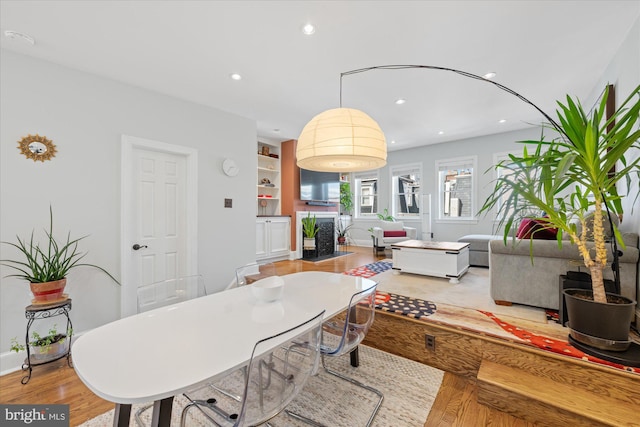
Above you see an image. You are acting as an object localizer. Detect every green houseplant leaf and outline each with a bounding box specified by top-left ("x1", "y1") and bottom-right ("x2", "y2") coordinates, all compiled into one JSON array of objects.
[
  {"x1": 1, "y1": 206, "x2": 120, "y2": 285},
  {"x1": 480, "y1": 84, "x2": 640, "y2": 304},
  {"x1": 301, "y1": 212, "x2": 319, "y2": 238}
]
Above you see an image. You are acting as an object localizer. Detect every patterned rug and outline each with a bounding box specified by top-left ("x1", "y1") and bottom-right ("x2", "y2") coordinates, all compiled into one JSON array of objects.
[
  {"x1": 78, "y1": 345, "x2": 444, "y2": 426},
  {"x1": 345, "y1": 260, "x2": 640, "y2": 375}
]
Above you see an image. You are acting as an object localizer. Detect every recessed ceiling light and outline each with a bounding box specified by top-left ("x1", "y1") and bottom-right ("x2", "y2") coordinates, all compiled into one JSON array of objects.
[
  {"x1": 483, "y1": 72, "x2": 497, "y2": 80},
  {"x1": 395, "y1": 98, "x2": 406, "y2": 105},
  {"x1": 229, "y1": 73, "x2": 242, "y2": 81},
  {"x1": 4, "y1": 30, "x2": 35, "y2": 45},
  {"x1": 438, "y1": 131, "x2": 445, "y2": 135},
  {"x1": 390, "y1": 140, "x2": 396, "y2": 144},
  {"x1": 273, "y1": 128, "x2": 280, "y2": 133},
  {"x1": 302, "y1": 23, "x2": 316, "y2": 35},
  {"x1": 498, "y1": 119, "x2": 507, "y2": 123}
]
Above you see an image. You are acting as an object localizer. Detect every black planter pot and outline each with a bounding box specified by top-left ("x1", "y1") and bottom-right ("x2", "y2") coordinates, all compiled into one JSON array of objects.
[{"x1": 563, "y1": 288, "x2": 636, "y2": 351}]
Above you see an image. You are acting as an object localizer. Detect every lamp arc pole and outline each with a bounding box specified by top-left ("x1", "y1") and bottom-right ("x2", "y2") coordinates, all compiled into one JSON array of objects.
[
  {"x1": 338, "y1": 64, "x2": 568, "y2": 143},
  {"x1": 332, "y1": 64, "x2": 620, "y2": 291}
]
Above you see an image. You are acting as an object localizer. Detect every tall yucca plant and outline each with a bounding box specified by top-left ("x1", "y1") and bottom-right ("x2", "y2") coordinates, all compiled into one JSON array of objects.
[
  {"x1": 1, "y1": 206, "x2": 119, "y2": 284},
  {"x1": 480, "y1": 84, "x2": 640, "y2": 304}
]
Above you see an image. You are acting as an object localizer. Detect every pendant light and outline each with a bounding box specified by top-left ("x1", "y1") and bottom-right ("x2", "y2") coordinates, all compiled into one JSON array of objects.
[{"x1": 296, "y1": 107, "x2": 387, "y2": 172}]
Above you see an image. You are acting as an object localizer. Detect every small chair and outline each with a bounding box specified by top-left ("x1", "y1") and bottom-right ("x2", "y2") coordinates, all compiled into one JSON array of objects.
[
  {"x1": 226, "y1": 262, "x2": 276, "y2": 290},
  {"x1": 137, "y1": 275, "x2": 207, "y2": 313},
  {"x1": 286, "y1": 284, "x2": 383, "y2": 427},
  {"x1": 180, "y1": 310, "x2": 325, "y2": 427},
  {"x1": 371, "y1": 220, "x2": 417, "y2": 248},
  {"x1": 135, "y1": 275, "x2": 207, "y2": 426}
]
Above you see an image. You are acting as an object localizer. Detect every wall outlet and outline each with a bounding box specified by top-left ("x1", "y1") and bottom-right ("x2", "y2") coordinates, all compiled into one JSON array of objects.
[
  {"x1": 224, "y1": 198, "x2": 232, "y2": 208},
  {"x1": 425, "y1": 334, "x2": 436, "y2": 351}
]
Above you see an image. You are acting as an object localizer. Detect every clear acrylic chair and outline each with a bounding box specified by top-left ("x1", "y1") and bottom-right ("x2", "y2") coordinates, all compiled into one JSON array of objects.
[
  {"x1": 135, "y1": 274, "x2": 207, "y2": 425},
  {"x1": 226, "y1": 262, "x2": 277, "y2": 290},
  {"x1": 137, "y1": 274, "x2": 207, "y2": 313},
  {"x1": 180, "y1": 310, "x2": 325, "y2": 427},
  {"x1": 286, "y1": 284, "x2": 383, "y2": 427}
]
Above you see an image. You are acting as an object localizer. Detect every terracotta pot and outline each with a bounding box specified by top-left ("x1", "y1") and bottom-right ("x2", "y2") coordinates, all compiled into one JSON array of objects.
[
  {"x1": 30, "y1": 278, "x2": 67, "y2": 303},
  {"x1": 338, "y1": 236, "x2": 346, "y2": 244}
]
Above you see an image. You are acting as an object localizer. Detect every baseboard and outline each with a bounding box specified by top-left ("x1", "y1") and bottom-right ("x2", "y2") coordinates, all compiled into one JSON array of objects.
[
  {"x1": 353, "y1": 239, "x2": 375, "y2": 247},
  {"x1": 0, "y1": 351, "x2": 26, "y2": 376}
]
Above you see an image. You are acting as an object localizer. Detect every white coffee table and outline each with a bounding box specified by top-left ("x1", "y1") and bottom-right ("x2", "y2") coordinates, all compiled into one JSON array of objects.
[{"x1": 391, "y1": 240, "x2": 470, "y2": 283}]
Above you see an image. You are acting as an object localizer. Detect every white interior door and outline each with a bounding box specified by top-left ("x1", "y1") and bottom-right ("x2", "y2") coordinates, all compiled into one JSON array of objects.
[
  {"x1": 121, "y1": 135, "x2": 198, "y2": 317},
  {"x1": 135, "y1": 149, "x2": 184, "y2": 284}
]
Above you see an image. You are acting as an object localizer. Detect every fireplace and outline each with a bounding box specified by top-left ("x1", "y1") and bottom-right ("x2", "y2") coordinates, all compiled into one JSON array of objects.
[
  {"x1": 296, "y1": 211, "x2": 338, "y2": 259},
  {"x1": 316, "y1": 218, "x2": 335, "y2": 256},
  {"x1": 302, "y1": 218, "x2": 335, "y2": 259}
]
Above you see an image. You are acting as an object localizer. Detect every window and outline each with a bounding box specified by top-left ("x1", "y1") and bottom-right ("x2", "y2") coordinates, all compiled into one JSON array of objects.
[
  {"x1": 436, "y1": 156, "x2": 477, "y2": 221},
  {"x1": 354, "y1": 171, "x2": 379, "y2": 218},
  {"x1": 391, "y1": 164, "x2": 421, "y2": 220}
]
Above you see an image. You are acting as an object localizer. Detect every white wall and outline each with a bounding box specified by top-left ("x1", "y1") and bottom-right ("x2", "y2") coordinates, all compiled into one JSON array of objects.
[{"x1": 0, "y1": 51, "x2": 258, "y2": 368}]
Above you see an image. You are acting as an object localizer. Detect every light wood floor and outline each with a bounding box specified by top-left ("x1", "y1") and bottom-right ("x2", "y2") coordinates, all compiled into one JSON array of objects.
[{"x1": 0, "y1": 246, "x2": 530, "y2": 426}]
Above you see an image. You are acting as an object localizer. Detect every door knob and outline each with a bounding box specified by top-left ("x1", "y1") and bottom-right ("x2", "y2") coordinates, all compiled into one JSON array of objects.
[{"x1": 132, "y1": 244, "x2": 148, "y2": 250}]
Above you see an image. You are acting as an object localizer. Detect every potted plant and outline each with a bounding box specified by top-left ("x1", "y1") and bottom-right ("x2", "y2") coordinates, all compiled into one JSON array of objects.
[
  {"x1": 340, "y1": 181, "x2": 354, "y2": 216},
  {"x1": 336, "y1": 220, "x2": 353, "y2": 245},
  {"x1": 480, "y1": 84, "x2": 640, "y2": 351},
  {"x1": 11, "y1": 324, "x2": 71, "y2": 361},
  {"x1": 377, "y1": 208, "x2": 395, "y2": 222},
  {"x1": 301, "y1": 212, "x2": 318, "y2": 250},
  {"x1": 1, "y1": 206, "x2": 120, "y2": 303}
]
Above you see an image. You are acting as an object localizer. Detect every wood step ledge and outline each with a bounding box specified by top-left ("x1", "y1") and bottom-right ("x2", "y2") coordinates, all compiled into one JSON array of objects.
[{"x1": 477, "y1": 359, "x2": 640, "y2": 427}]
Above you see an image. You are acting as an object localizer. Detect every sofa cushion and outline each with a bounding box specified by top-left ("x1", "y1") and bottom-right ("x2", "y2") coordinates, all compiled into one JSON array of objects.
[
  {"x1": 516, "y1": 218, "x2": 558, "y2": 240},
  {"x1": 380, "y1": 221, "x2": 404, "y2": 231},
  {"x1": 384, "y1": 230, "x2": 407, "y2": 238}
]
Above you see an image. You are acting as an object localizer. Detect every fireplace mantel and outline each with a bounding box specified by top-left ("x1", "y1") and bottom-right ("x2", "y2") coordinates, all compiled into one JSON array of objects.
[{"x1": 295, "y1": 211, "x2": 339, "y2": 259}]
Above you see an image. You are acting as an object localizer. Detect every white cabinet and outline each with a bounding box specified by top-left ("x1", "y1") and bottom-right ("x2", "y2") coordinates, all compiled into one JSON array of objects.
[
  {"x1": 257, "y1": 141, "x2": 281, "y2": 215},
  {"x1": 256, "y1": 216, "x2": 290, "y2": 261}
]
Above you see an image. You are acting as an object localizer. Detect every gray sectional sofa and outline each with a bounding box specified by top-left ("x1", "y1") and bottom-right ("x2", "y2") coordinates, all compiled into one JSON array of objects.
[{"x1": 488, "y1": 233, "x2": 639, "y2": 311}]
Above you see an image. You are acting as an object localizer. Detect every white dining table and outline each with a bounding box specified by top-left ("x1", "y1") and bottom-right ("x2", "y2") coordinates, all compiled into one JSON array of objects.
[{"x1": 72, "y1": 271, "x2": 376, "y2": 427}]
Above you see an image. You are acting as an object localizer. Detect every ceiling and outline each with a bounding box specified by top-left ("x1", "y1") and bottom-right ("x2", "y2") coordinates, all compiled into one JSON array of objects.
[{"x1": 1, "y1": 1, "x2": 639, "y2": 151}]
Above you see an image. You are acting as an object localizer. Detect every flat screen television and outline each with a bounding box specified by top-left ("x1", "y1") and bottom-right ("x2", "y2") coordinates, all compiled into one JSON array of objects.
[{"x1": 300, "y1": 169, "x2": 340, "y2": 203}]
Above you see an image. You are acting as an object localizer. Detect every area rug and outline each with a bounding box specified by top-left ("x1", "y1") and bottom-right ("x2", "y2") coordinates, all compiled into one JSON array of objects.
[
  {"x1": 78, "y1": 345, "x2": 444, "y2": 426},
  {"x1": 346, "y1": 260, "x2": 546, "y2": 324}
]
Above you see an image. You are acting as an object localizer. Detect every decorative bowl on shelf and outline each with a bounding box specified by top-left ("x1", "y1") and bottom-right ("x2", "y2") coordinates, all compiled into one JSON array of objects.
[{"x1": 251, "y1": 276, "x2": 284, "y2": 302}]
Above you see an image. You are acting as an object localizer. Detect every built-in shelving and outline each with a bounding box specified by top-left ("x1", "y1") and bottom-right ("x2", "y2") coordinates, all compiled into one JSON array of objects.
[{"x1": 257, "y1": 142, "x2": 281, "y2": 215}]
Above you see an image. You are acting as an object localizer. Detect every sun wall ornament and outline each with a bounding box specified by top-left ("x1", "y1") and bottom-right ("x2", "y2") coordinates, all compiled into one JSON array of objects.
[{"x1": 18, "y1": 134, "x2": 57, "y2": 162}]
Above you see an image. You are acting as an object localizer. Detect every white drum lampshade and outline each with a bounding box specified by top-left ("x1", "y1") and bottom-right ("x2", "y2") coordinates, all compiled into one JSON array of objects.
[{"x1": 296, "y1": 108, "x2": 387, "y2": 172}]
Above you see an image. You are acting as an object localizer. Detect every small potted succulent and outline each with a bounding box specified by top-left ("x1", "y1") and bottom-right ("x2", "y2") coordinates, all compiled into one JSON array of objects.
[
  {"x1": 301, "y1": 212, "x2": 318, "y2": 250},
  {"x1": 1, "y1": 206, "x2": 120, "y2": 303},
  {"x1": 336, "y1": 220, "x2": 353, "y2": 245}
]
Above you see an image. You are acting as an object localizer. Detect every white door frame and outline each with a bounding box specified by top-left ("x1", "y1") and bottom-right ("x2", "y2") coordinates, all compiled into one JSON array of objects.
[{"x1": 120, "y1": 135, "x2": 198, "y2": 318}]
